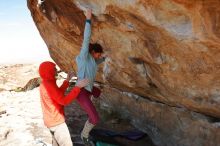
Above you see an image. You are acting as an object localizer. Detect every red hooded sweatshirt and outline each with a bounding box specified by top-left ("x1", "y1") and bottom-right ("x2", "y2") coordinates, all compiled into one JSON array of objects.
[{"x1": 39, "y1": 61, "x2": 80, "y2": 128}]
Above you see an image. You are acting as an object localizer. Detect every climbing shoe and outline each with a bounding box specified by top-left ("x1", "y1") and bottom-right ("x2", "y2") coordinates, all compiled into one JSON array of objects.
[{"x1": 81, "y1": 136, "x2": 95, "y2": 146}]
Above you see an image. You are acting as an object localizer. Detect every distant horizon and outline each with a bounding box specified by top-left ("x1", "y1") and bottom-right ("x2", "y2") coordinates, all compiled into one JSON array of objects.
[
  {"x1": 0, "y1": 0, "x2": 51, "y2": 64},
  {"x1": 0, "y1": 58, "x2": 53, "y2": 65}
]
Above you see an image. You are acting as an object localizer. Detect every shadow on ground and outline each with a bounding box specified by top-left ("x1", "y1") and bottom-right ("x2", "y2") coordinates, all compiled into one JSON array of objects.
[{"x1": 65, "y1": 101, "x2": 155, "y2": 146}]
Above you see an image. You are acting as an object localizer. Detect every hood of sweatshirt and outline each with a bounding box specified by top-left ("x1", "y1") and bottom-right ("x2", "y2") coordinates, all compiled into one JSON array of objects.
[{"x1": 39, "y1": 61, "x2": 56, "y2": 81}]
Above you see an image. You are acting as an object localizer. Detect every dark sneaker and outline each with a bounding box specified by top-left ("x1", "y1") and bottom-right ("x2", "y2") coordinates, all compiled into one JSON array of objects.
[{"x1": 81, "y1": 136, "x2": 95, "y2": 146}]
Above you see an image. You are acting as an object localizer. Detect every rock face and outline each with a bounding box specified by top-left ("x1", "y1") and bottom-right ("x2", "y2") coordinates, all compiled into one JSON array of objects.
[{"x1": 28, "y1": 0, "x2": 220, "y2": 145}]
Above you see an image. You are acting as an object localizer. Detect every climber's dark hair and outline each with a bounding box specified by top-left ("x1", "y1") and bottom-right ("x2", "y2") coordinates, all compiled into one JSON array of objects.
[{"x1": 89, "y1": 43, "x2": 103, "y2": 53}]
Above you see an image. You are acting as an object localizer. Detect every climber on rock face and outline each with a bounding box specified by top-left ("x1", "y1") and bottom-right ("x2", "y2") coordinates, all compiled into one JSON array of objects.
[
  {"x1": 75, "y1": 8, "x2": 106, "y2": 145},
  {"x1": 39, "y1": 61, "x2": 89, "y2": 146}
]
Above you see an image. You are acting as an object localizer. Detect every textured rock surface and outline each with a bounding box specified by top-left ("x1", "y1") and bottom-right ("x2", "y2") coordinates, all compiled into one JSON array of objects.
[
  {"x1": 28, "y1": 0, "x2": 220, "y2": 145},
  {"x1": 98, "y1": 86, "x2": 220, "y2": 146}
]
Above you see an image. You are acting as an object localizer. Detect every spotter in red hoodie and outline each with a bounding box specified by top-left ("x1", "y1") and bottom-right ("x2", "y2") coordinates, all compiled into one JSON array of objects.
[{"x1": 39, "y1": 61, "x2": 80, "y2": 128}]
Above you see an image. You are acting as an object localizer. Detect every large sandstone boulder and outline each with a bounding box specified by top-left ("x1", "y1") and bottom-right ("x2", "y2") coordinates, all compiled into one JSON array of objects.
[{"x1": 28, "y1": 0, "x2": 220, "y2": 145}]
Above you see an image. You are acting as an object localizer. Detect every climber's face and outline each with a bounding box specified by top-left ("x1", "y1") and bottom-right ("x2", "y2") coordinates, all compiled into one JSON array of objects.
[{"x1": 91, "y1": 51, "x2": 102, "y2": 59}]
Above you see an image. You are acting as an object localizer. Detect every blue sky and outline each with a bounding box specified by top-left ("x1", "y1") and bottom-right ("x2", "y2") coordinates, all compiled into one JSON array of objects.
[{"x1": 0, "y1": 0, "x2": 50, "y2": 64}]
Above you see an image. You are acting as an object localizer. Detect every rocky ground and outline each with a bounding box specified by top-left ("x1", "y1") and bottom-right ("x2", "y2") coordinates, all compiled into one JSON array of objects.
[
  {"x1": 0, "y1": 64, "x2": 51, "y2": 146},
  {"x1": 0, "y1": 64, "x2": 154, "y2": 146}
]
